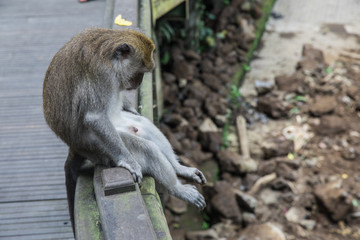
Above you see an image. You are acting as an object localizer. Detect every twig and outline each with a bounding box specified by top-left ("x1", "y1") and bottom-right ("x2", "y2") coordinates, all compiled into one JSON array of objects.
[
  {"x1": 236, "y1": 115, "x2": 250, "y2": 158},
  {"x1": 248, "y1": 173, "x2": 277, "y2": 195}
]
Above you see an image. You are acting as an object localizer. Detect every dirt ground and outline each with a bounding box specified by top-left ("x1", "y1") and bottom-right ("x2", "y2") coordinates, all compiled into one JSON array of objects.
[{"x1": 158, "y1": 0, "x2": 360, "y2": 239}]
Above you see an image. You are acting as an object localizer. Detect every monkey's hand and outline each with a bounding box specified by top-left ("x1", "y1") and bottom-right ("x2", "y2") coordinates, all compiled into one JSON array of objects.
[{"x1": 116, "y1": 160, "x2": 143, "y2": 185}]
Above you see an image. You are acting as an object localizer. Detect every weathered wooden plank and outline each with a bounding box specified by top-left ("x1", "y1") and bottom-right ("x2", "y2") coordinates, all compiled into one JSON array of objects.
[
  {"x1": 75, "y1": 173, "x2": 103, "y2": 240},
  {"x1": 93, "y1": 166, "x2": 157, "y2": 240}
]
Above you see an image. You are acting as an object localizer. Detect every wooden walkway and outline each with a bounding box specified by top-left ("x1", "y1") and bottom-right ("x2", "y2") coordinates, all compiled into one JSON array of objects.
[{"x1": 0, "y1": 0, "x2": 107, "y2": 239}]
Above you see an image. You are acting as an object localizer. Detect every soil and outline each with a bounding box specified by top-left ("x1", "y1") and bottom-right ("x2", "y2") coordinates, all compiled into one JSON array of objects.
[{"x1": 158, "y1": 0, "x2": 360, "y2": 239}]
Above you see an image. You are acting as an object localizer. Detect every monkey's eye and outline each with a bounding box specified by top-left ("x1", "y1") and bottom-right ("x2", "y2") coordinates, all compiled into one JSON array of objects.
[{"x1": 114, "y1": 43, "x2": 133, "y2": 60}]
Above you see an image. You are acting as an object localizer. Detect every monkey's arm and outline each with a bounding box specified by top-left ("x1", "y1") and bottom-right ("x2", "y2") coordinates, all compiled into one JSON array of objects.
[{"x1": 84, "y1": 112, "x2": 142, "y2": 183}]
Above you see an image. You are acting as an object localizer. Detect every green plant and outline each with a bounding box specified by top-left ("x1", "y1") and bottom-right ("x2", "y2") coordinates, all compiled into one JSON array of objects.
[{"x1": 157, "y1": 21, "x2": 175, "y2": 44}]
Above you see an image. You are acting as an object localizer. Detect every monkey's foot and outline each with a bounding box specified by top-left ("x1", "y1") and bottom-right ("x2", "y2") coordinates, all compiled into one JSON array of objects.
[
  {"x1": 174, "y1": 184, "x2": 206, "y2": 209},
  {"x1": 178, "y1": 167, "x2": 207, "y2": 185}
]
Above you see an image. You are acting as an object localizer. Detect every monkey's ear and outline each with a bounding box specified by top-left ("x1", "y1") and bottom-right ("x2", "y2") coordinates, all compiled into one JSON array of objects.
[{"x1": 114, "y1": 43, "x2": 134, "y2": 60}]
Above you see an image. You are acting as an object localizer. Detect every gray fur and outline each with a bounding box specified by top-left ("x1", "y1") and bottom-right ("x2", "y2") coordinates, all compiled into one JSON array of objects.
[{"x1": 43, "y1": 28, "x2": 206, "y2": 232}]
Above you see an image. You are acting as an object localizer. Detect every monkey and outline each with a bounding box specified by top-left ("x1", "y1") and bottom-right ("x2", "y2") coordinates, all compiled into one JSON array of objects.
[{"x1": 43, "y1": 28, "x2": 206, "y2": 231}]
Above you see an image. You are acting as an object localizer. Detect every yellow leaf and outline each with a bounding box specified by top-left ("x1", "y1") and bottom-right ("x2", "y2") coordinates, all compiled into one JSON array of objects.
[
  {"x1": 342, "y1": 173, "x2": 348, "y2": 179},
  {"x1": 114, "y1": 15, "x2": 132, "y2": 26},
  {"x1": 287, "y1": 153, "x2": 295, "y2": 160}
]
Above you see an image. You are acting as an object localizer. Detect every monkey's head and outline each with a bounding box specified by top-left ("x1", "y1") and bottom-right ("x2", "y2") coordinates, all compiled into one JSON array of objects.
[{"x1": 97, "y1": 29, "x2": 156, "y2": 90}]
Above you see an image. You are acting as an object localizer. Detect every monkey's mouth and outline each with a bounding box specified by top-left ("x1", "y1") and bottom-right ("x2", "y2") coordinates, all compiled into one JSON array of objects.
[{"x1": 126, "y1": 72, "x2": 144, "y2": 90}]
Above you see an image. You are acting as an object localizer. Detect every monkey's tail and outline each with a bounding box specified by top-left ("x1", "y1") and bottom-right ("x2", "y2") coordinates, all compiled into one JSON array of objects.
[{"x1": 64, "y1": 150, "x2": 86, "y2": 235}]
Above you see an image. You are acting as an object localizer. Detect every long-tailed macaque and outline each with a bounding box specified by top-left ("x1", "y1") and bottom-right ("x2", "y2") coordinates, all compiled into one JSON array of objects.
[{"x1": 43, "y1": 28, "x2": 206, "y2": 230}]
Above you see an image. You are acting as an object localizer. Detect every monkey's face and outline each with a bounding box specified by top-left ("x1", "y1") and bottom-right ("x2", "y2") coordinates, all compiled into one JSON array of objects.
[{"x1": 112, "y1": 43, "x2": 155, "y2": 90}]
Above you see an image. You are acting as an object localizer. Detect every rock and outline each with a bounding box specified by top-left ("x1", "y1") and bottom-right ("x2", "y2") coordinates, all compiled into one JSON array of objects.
[
  {"x1": 314, "y1": 181, "x2": 353, "y2": 221},
  {"x1": 217, "y1": 150, "x2": 242, "y2": 173},
  {"x1": 185, "y1": 229, "x2": 219, "y2": 240},
  {"x1": 183, "y1": 50, "x2": 201, "y2": 61},
  {"x1": 234, "y1": 189, "x2": 258, "y2": 212},
  {"x1": 302, "y1": 44, "x2": 324, "y2": 64},
  {"x1": 204, "y1": 94, "x2": 227, "y2": 118},
  {"x1": 160, "y1": 124, "x2": 182, "y2": 153},
  {"x1": 285, "y1": 207, "x2": 308, "y2": 223},
  {"x1": 199, "y1": 118, "x2": 219, "y2": 132},
  {"x1": 242, "y1": 212, "x2": 257, "y2": 225},
  {"x1": 299, "y1": 219, "x2": 316, "y2": 230},
  {"x1": 309, "y1": 95, "x2": 337, "y2": 116},
  {"x1": 201, "y1": 59, "x2": 214, "y2": 74},
  {"x1": 166, "y1": 195, "x2": 187, "y2": 214},
  {"x1": 187, "y1": 80, "x2": 210, "y2": 101},
  {"x1": 183, "y1": 99, "x2": 201, "y2": 109},
  {"x1": 255, "y1": 80, "x2": 274, "y2": 95},
  {"x1": 341, "y1": 147, "x2": 357, "y2": 160},
  {"x1": 258, "y1": 160, "x2": 277, "y2": 176},
  {"x1": 201, "y1": 73, "x2": 222, "y2": 92},
  {"x1": 214, "y1": 114, "x2": 227, "y2": 127},
  {"x1": 212, "y1": 220, "x2": 239, "y2": 239},
  {"x1": 271, "y1": 177, "x2": 291, "y2": 191},
  {"x1": 238, "y1": 222, "x2": 286, "y2": 240},
  {"x1": 275, "y1": 72, "x2": 307, "y2": 94},
  {"x1": 297, "y1": 44, "x2": 325, "y2": 75},
  {"x1": 259, "y1": 188, "x2": 281, "y2": 205},
  {"x1": 276, "y1": 163, "x2": 296, "y2": 181},
  {"x1": 316, "y1": 115, "x2": 347, "y2": 135},
  {"x1": 163, "y1": 84, "x2": 178, "y2": 105},
  {"x1": 211, "y1": 181, "x2": 242, "y2": 223},
  {"x1": 173, "y1": 59, "x2": 196, "y2": 80},
  {"x1": 257, "y1": 91, "x2": 289, "y2": 119},
  {"x1": 199, "y1": 132, "x2": 222, "y2": 153},
  {"x1": 261, "y1": 138, "x2": 294, "y2": 159},
  {"x1": 162, "y1": 72, "x2": 177, "y2": 84},
  {"x1": 162, "y1": 113, "x2": 184, "y2": 128}
]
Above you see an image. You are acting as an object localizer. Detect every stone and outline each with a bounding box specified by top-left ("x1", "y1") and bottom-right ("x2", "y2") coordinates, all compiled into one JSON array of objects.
[
  {"x1": 201, "y1": 59, "x2": 214, "y2": 74},
  {"x1": 166, "y1": 195, "x2": 187, "y2": 214},
  {"x1": 162, "y1": 72, "x2": 176, "y2": 84},
  {"x1": 285, "y1": 207, "x2": 308, "y2": 223},
  {"x1": 309, "y1": 95, "x2": 337, "y2": 116},
  {"x1": 173, "y1": 59, "x2": 196, "y2": 80},
  {"x1": 316, "y1": 115, "x2": 347, "y2": 135},
  {"x1": 184, "y1": 99, "x2": 202, "y2": 108},
  {"x1": 259, "y1": 188, "x2": 281, "y2": 205},
  {"x1": 261, "y1": 138, "x2": 294, "y2": 159},
  {"x1": 314, "y1": 181, "x2": 353, "y2": 221},
  {"x1": 255, "y1": 80, "x2": 274, "y2": 95},
  {"x1": 275, "y1": 72, "x2": 307, "y2": 94},
  {"x1": 299, "y1": 219, "x2": 316, "y2": 230},
  {"x1": 212, "y1": 220, "x2": 239, "y2": 239},
  {"x1": 199, "y1": 132, "x2": 222, "y2": 153},
  {"x1": 183, "y1": 50, "x2": 201, "y2": 61},
  {"x1": 257, "y1": 91, "x2": 289, "y2": 119},
  {"x1": 187, "y1": 80, "x2": 210, "y2": 101},
  {"x1": 199, "y1": 118, "x2": 219, "y2": 132},
  {"x1": 242, "y1": 212, "x2": 257, "y2": 225},
  {"x1": 258, "y1": 160, "x2": 277, "y2": 176},
  {"x1": 216, "y1": 150, "x2": 242, "y2": 173},
  {"x1": 234, "y1": 189, "x2": 258, "y2": 212},
  {"x1": 211, "y1": 181, "x2": 242, "y2": 223},
  {"x1": 185, "y1": 229, "x2": 219, "y2": 240},
  {"x1": 162, "y1": 113, "x2": 184, "y2": 128},
  {"x1": 238, "y1": 222, "x2": 286, "y2": 240}
]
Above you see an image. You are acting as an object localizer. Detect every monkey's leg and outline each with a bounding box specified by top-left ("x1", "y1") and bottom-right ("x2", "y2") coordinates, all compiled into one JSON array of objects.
[
  {"x1": 128, "y1": 114, "x2": 207, "y2": 185},
  {"x1": 119, "y1": 133, "x2": 206, "y2": 209},
  {"x1": 147, "y1": 152, "x2": 206, "y2": 209},
  {"x1": 64, "y1": 150, "x2": 86, "y2": 234}
]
